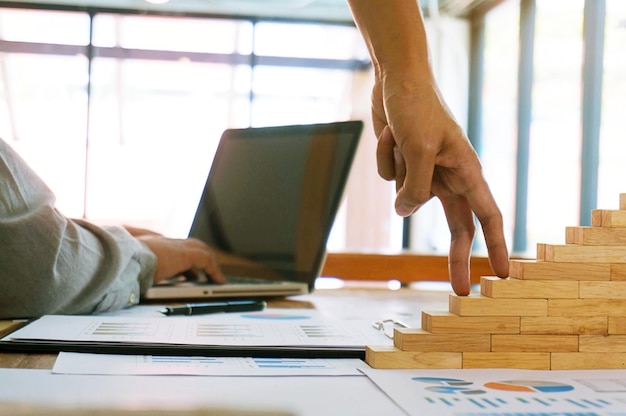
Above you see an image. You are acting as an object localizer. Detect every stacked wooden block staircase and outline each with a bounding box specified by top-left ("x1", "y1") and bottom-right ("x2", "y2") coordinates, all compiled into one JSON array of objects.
[{"x1": 366, "y1": 194, "x2": 626, "y2": 370}]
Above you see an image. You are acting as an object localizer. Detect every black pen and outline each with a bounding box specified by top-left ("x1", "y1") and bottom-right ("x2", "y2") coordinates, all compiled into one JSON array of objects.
[{"x1": 159, "y1": 300, "x2": 266, "y2": 316}]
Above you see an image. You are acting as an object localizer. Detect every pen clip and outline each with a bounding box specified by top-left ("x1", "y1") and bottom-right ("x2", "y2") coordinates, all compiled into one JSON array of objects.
[{"x1": 372, "y1": 319, "x2": 410, "y2": 339}]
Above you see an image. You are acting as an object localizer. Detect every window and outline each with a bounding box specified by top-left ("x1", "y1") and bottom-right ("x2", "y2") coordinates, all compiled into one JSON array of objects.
[
  {"x1": 0, "y1": 4, "x2": 503, "y2": 257},
  {"x1": 527, "y1": 0, "x2": 584, "y2": 248},
  {"x1": 480, "y1": 0, "x2": 622, "y2": 257},
  {"x1": 87, "y1": 14, "x2": 255, "y2": 234},
  {"x1": 253, "y1": 22, "x2": 362, "y2": 59},
  {"x1": 0, "y1": 5, "x2": 407, "y2": 252},
  {"x1": 598, "y1": 0, "x2": 626, "y2": 208},
  {"x1": 0, "y1": 8, "x2": 90, "y2": 218},
  {"x1": 478, "y1": 0, "x2": 520, "y2": 253}
]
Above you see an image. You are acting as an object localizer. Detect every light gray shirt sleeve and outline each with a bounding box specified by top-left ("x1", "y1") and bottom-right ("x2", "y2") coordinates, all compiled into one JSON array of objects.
[{"x1": 0, "y1": 138, "x2": 157, "y2": 319}]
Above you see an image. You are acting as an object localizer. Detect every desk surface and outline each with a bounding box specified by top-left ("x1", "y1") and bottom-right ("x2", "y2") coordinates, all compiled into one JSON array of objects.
[
  {"x1": 0, "y1": 285, "x2": 451, "y2": 416},
  {"x1": 0, "y1": 284, "x2": 450, "y2": 370},
  {"x1": 4, "y1": 286, "x2": 626, "y2": 416}
]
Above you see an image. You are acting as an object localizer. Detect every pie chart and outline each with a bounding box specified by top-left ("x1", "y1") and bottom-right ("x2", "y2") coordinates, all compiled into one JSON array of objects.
[
  {"x1": 412, "y1": 377, "x2": 487, "y2": 395},
  {"x1": 484, "y1": 380, "x2": 574, "y2": 393}
]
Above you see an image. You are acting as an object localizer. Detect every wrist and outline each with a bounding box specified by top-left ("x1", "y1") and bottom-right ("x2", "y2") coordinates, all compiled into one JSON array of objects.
[{"x1": 377, "y1": 65, "x2": 437, "y2": 99}]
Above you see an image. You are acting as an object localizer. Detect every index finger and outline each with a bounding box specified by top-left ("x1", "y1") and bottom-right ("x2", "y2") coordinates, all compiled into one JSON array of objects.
[{"x1": 465, "y1": 181, "x2": 509, "y2": 278}]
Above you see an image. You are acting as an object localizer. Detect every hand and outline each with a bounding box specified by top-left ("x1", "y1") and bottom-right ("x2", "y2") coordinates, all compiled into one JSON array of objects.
[
  {"x1": 123, "y1": 225, "x2": 163, "y2": 237},
  {"x1": 373, "y1": 72, "x2": 509, "y2": 295},
  {"x1": 137, "y1": 236, "x2": 225, "y2": 285}
]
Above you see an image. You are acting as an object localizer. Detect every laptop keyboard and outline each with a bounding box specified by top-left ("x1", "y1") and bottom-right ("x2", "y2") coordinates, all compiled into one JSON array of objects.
[
  {"x1": 221, "y1": 275, "x2": 283, "y2": 285},
  {"x1": 172, "y1": 271, "x2": 284, "y2": 285}
]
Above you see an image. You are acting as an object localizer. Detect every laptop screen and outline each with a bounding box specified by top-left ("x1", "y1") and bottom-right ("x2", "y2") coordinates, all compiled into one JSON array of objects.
[{"x1": 189, "y1": 121, "x2": 363, "y2": 286}]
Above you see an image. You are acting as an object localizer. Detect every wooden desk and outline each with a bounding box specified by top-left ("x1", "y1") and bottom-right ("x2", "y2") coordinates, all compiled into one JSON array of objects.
[{"x1": 0, "y1": 284, "x2": 450, "y2": 370}]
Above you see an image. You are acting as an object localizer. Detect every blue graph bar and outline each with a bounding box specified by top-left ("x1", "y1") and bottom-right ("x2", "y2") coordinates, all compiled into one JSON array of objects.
[
  {"x1": 150, "y1": 356, "x2": 224, "y2": 364},
  {"x1": 439, "y1": 398, "x2": 453, "y2": 407},
  {"x1": 251, "y1": 358, "x2": 330, "y2": 369},
  {"x1": 482, "y1": 398, "x2": 500, "y2": 408},
  {"x1": 532, "y1": 397, "x2": 551, "y2": 406},
  {"x1": 256, "y1": 365, "x2": 326, "y2": 368},
  {"x1": 453, "y1": 413, "x2": 604, "y2": 416},
  {"x1": 468, "y1": 398, "x2": 487, "y2": 409},
  {"x1": 581, "y1": 399, "x2": 604, "y2": 408},
  {"x1": 567, "y1": 398, "x2": 590, "y2": 409}
]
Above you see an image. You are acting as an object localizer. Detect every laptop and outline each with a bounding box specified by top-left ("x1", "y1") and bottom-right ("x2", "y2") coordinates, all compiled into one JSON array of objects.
[{"x1": 143, "y1": 120, "x2": 363, "y2": 300}]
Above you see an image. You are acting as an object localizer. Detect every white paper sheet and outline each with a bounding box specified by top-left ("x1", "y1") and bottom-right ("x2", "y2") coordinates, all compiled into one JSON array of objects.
[
  {"x1": 361, "y1": 367, "x2": 626, "y2": 416},
  {"x1": 4, "y1": 308, "x2": 391, "y2": 349},
  {"x1": 0, "y1": 369, "x2": 407, "y2": 416},
  {"x1": 53, "y1": 352, "x2": 369, "y2": 376}
]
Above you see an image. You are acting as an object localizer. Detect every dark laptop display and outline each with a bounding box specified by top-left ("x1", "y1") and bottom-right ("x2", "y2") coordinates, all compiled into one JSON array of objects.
[{"x1": 144, "y1": 120, "x2": 363, "y2": 300}]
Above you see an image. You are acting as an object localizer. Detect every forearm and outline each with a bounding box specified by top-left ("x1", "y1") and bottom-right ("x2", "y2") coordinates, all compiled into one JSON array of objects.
[
  {"x1": 0, "y1": 212, "x2": 156, "y2": 318},
  {"x1": 347, "y1": 0, "x2": 432, "y2": 77}
]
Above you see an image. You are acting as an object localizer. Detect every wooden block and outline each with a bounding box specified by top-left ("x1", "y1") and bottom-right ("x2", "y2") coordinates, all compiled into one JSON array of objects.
[
  {"x1": 551, "y1": 352, "x2": 626, "y2": 369},
  {"x1": 543, "y1": 244, "x2": 626, "y2": 263},
  {"x1": 365, "y1": 345, "x2": 462, "y2": 369},
  {"x1": 611, "y1": 264, "x2": 626, "y2": 280},
  {"x1": 462, "y1": 352, "x2": 550, "y2": 370},
  {"x1": 394, "y1": 328, "x2": 491, "y2": 352},
  {"x1": 609, "y1": 317, "x2": 626, "y2": 334},
  {"x1": 536, "y1": 243, "x2": 547, "y2": 260},
  {"x1": 592, "y1": 209, "x2": 626, "y2": 227},
  {"x1": 579, "y1": 281, "x2": 626, "y2": 298},
  {"x1": 605, "y1": 209, "x2": 626, "y2": 227},
  {"x1": 521, "y1": 316, "x2": 607, "y2": 335},
  {"x1": 621, "y1": 193, "x2": 626, "y2": 210},
  {"x1": 509, "y1": 259, "x2": 610, "y2": 281},
  {"x1": 566, "y1": 226, "x2": 626, "y2": 245},
  {"x1": 491, "y1": 335, "x2": 578, "y2": 352},
  {"x1": 549, "y1": 299, "x2": 626, "y2": 317},
  {"x1": 481, "y1": 276, "x2": 578, "y2": 299},
  {"x1": 579, "y1": 335, "x2": 626, "y2": 352},
  {"x1": 449, "y1": 294, "x2": 547, "y2": 316},
  {"x1": 591, "y1": 209, "x2": 603, "y2": 227},
  {"x1": 422, "y1": 311, "x2": 520, "y2": 334}
]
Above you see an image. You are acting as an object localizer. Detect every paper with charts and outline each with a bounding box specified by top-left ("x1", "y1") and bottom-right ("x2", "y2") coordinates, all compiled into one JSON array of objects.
[
  {"x1": 361, "y1": 367, "x2": 626, "y2": 416},
  {"x1": 52, "y1": 352, "x2": 368, "y2": 376},
  {"x1": 2, "y1": 308, "x2": 391, "y2": 350}
]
